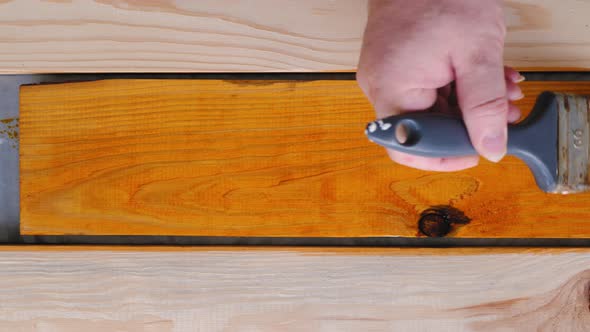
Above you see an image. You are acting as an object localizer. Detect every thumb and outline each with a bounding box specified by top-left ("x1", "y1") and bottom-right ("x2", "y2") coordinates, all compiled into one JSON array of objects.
[{"x1": 454, "y1": 50, "x2": 508, "y2": 163}]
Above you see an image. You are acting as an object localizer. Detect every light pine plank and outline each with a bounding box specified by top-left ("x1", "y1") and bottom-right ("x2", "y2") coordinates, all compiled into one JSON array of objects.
[
  {"x1": 18, "y1": 79, "x2": 590, "y2": 238},
  {"x1": 0, "y1": 247, "x2": 589, "y2": 331},
  {"x1": 0, "y1": 0, "x2": 590, "y2": 72}
]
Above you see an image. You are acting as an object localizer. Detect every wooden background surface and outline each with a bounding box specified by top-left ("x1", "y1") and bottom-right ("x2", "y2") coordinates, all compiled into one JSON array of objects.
[
  {"x1": 5, "y1": 1, "x2": 590, "y2": 331},
  {"x1": 19, "y1": 79, "x2": 590, "y2": 238},
  {"x1": 0, "y1": 246, "x2": 588, "y2": 331},
  {"x1": 1, "y1": 0, "x2": 590, "y2": 72}
]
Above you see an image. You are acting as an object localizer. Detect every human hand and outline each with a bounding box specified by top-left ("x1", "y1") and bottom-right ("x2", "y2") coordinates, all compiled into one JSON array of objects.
[{"x1": 356, "y1": 0, "x2": 524, "y2": 171}]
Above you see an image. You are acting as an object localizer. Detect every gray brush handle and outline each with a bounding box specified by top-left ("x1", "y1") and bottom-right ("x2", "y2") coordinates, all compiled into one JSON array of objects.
[
  {"x1": 365, "y1": 112, "x2": 479, "y2": 157},
  {"x1": 364, "y1": 91, "x2": 559, "y2": 193}
]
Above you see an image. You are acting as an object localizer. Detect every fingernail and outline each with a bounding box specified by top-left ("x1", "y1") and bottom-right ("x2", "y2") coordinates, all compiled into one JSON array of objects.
[
  {"x1": 511, "y1": 90, "x2": 525, "y2": 101},
  {"x1": 508, "y1": 85, "x2": 525, "y2": 101},
  {"x1": 508, "y1": 109, "x2": 522, "y2": 123},
  {"x1": 482, "y1": 130, "x2": 507, "y2": 163},
  {"x1": 514, "y1": 74, "x2": 526, "y2": 83}
]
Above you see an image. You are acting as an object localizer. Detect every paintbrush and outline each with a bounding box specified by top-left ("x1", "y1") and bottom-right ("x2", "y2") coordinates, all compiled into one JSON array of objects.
[{"x1": 365, "y1": 91, "x2": 589, "y2": 194}]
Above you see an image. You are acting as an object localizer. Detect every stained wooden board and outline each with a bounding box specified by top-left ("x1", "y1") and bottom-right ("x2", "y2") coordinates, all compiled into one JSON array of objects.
[
  {"x1": 0, "y1": 246, "x2": 589, "y2": 331},
  {"x1": 19, "y1": 79, "x2": 590, "y2": 238},
  {"x1": 1, "y1": 0, "x2": 590, "y2": 72}
]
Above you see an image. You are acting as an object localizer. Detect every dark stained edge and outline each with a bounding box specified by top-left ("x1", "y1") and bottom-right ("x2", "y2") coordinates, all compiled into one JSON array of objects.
[{"x1": 18, "y1": 235, "x2": 590, "y2": 247}]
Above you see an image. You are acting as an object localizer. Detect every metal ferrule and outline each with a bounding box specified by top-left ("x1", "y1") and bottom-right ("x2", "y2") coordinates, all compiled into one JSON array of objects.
[{"x1": 554, "y1": 93, "x2": 590, "y2": 194}]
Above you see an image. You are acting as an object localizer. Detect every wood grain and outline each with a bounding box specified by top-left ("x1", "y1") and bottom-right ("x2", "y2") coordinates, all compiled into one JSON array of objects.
[
  {"x1": 0, "y1": 247, "x2": 589, "y2": 331},
  {"x1": 19, "y1": 79, "x2": 590, "y2": 238},
  {"x1": 20, "y1": 80, "x2": 590, "y2": 238},
  {"x1": 1, "y1": 0, "x2": 590, "y2": 72}
]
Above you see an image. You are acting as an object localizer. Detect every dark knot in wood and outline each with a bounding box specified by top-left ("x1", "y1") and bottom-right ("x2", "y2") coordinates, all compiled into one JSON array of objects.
[{"x1": 418, "y1": 205, "x2": 471, "y2": 237}]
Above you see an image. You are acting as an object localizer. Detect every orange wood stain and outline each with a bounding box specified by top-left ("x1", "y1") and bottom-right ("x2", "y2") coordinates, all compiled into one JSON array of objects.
[{"x1": 19, "y1": 80, "x2": 590, "y2": 238}]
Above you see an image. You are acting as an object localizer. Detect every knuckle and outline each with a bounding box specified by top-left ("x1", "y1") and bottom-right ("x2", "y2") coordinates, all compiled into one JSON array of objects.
[
  {"x1": 461, "y1": 31, "x2": 504, "y2": 68},
  {"x1": 387, "y1": 150, "x2": 442, "y2": 172},
  {"x1": 356, "y1": 66, "x2": 384, "y2": 104},
  {"x1": 355, "y1": 67, "x2": 370, "y2": 92},
  {"x1": 388, "y1": 149, "x2": 412, "y2": 164},
  {"x1": 497, "y1": 20, "x2": 507, "y2": 38},
  {"x1": 466, "y1": 46, "x2": 502, "y2": 68},
  {"x1": 467, "y1": 96, "x2": 508, "y2": 119}
]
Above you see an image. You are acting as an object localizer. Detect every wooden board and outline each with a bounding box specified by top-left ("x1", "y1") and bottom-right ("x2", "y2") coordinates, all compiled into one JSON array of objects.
[
  {"x1": 0, "y1": 246, "x2": 589, "y2": 331},
  {"x1": 1, "y1": 0, "x2": 590, "y2": 72},
  {"x1": 19, "y1": 79, "x2": 590, "y2": 238}
]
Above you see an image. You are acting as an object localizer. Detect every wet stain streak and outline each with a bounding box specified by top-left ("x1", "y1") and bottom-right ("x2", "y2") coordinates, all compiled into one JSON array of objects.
[
  {"x1": 0, "y1": 117, "x2": 19, "y2": 149},
  {"x1": 418, "y1": 205, "x2": 471, "y2": 237}
]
